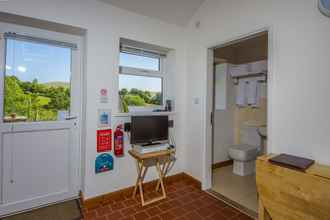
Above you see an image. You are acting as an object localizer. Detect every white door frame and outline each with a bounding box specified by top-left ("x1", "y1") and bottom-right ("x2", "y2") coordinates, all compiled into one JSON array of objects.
[
  {"x1": 203, "y1": 26, "x2": 274, "y2": 190},
  {"x1": 0, "y1": 22, "x2": 84, "y2": 216}
]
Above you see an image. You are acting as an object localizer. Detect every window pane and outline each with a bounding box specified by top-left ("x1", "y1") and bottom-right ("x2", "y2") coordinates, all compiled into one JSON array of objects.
[
  {"x1": 119, "y1": 52, "x2": 159, "y2": 71},
  {"x1": 119, "y1": 74, "x2": 162, "y2": 112},
  {"x1": 4, "y1": 39, "x2": 71, "y2": 122}
]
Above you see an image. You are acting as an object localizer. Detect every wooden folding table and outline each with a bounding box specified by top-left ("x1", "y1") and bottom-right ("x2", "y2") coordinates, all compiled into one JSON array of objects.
[{"x1": 128, "y1": 149, "x2": 173, "y2": 206}]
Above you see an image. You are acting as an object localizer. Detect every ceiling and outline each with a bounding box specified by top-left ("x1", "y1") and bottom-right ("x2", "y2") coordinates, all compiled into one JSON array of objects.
[
  {"x1": 214, "y1": 32, "x2": 268, "y2": 65},
  {"x1": 99, "y1": 0, "x2": 205, "y2": 26}
]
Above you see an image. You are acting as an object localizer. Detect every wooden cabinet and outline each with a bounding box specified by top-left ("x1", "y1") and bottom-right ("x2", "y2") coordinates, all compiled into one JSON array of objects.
[{"x1": 256, "y1": 155, "x2": 330, "y2": 220}]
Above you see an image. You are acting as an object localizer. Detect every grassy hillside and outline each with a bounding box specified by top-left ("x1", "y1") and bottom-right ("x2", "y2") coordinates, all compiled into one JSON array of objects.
[
  {"x1": 4, "y1": 76, "x2": 70, "y2": 121},
  {"x1": 43, "y1": 81, "x2": 70, "y2": 88},
  {"x1": 37, "y1": 96, "x2": 51, "y2": 106}
]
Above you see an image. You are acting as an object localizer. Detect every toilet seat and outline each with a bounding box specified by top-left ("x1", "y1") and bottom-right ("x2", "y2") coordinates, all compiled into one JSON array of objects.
[{"x1": 228, "y1": 144, "x2": 259, "y2": 161}]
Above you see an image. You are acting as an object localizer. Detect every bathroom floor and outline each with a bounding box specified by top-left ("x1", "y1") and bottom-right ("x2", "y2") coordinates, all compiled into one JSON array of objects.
[{"x1": 212, "y1": 165, "x2": 258, "y2": 213}]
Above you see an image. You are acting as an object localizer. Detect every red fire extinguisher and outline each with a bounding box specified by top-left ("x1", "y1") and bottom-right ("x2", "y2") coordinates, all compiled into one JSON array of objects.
[{"x1": 114, "y1": 124, "x2": 124, "y2": 157}]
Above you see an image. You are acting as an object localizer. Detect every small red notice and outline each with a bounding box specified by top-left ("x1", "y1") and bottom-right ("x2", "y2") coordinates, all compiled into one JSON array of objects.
[{"x1": 97, "y1": 129, "x2": 112, "y2": 152}]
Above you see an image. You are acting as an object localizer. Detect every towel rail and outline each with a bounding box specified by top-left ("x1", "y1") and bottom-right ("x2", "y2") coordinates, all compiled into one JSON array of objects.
[{"x1": 232, "y1": 72, "x2": 267, "y2": 85}]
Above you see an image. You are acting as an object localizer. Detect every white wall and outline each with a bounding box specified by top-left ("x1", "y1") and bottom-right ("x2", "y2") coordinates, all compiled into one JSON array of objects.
[
  {"x1": 185, "y1": 0, "x2": 330, "y2": 184},
  {"x1": 213, "y1": 64, "x2": 235, "y2": 163},
  {"x1": 0, "y1": 0, "x2": 187, "y2": 199}
]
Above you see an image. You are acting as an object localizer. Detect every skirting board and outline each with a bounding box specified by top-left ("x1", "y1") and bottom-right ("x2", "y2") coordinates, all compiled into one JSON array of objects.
[
  {"x1": 81, "y1": 172, "x2": 201, "y2": 210},
  {"x1": 212, "y1": 160, "x2": 233, "y2": 169}
]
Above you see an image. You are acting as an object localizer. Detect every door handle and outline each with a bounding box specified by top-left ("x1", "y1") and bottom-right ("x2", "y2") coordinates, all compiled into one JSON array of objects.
[
  {"x1": 65, "y1": 116, "x2": 78, "y2": 126},
  {"x1": 210, "y1": 112, "x2": 214, "y2": 126},
  {"x1": 65, "y1": 116, "x2": 78, "y2": 120}
]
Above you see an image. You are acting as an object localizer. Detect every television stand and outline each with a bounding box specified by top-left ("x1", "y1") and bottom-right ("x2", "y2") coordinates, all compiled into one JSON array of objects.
[{"x1": 128, "y1": 149, "x2": 175, "y2": 206}]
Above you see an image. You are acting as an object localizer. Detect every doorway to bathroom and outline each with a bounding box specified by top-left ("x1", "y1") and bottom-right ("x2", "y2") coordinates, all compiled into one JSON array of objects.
[{"x1": 209, "y1": 31, "x2": 269, "y2": 217}]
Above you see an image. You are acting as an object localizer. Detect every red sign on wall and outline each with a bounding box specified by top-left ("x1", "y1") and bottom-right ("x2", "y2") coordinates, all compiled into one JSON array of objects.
[{"x1": 97, "y1": 129, "x2": 112, "y2": 152}]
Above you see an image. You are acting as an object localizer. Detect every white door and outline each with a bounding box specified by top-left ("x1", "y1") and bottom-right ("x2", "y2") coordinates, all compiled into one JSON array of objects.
[{"x1": 0, "y1": 24, "x2": 82, "y2": 216}]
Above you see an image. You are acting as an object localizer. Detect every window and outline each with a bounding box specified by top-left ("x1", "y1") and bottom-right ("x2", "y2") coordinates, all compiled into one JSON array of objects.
[
  {"x1": 3, "y1": 36, "x2": 73, "y2": 122},
  {"x1": 119, "y1": 41, "x2": 166, "y2": 113},
  {"x1": 119, "y1": 52, "x2": 160, "y2": 71}
]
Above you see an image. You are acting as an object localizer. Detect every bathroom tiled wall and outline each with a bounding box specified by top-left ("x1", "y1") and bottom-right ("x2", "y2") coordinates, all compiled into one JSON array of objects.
[{"x1": 234, "y1": 97, "x2": 267, "y2": 146}]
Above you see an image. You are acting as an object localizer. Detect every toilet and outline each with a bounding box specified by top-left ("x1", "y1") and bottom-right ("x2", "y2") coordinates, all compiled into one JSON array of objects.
[{"x1": 228, "y1": 125, "x2": 262, "y2": 176}]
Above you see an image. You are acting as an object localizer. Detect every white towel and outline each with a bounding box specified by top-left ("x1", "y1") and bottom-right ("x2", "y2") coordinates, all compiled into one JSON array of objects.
[
  {"x1": 229, "y1": 60, "x2": 267, "y2": 77},
  {"x1": 246, "y1": 79, "x2": 261, "y2": 107},
  {"x1": 236, "y1": 79, "x2": 247, "y2": 107}
]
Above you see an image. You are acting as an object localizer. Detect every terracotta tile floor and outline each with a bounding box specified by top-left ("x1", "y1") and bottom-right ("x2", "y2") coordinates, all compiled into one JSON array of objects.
[{"x1": 83, "y1": 179, "x2": 254, "y2": 220}]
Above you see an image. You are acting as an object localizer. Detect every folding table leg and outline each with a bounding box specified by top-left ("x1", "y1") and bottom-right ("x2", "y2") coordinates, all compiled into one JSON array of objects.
[
  {"x1": 138, "y1": 168, "x2": 146, "y2": 206},
  {"x1": 156, "y1": 159, "x2": 171, "y2": 192},
  {"x1": 141, "y1": 166, "x2": 148, "y2": 182},
  {"x1": 132, "y1": 160, "x2": 144, "y2": 198},
  {"x1": 155, "y1": 159, "x2": 166, "y2": 199},
  {"x1": 140, "y1": 159, "x2": 167, "y2": 206}
]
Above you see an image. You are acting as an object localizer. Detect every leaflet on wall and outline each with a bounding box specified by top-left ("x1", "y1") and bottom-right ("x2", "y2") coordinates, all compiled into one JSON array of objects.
[
  {"x1": 100, "y1": 88, "x2": 109, "y2": 103},
  {"x1": 97, "y1": 129, "x2": 112, "y2": 152},
  {"x1": 98, "y1": 109, "x2": 111, "y2": 128},
  {"x1": 95, "y1": 153, "x2": 113, "y2": 174}
]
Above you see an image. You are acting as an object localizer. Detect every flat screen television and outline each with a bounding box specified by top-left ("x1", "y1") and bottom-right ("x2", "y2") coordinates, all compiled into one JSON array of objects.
[{"x1": 130, "y1": 115, "x2": 168, "y2": 145}]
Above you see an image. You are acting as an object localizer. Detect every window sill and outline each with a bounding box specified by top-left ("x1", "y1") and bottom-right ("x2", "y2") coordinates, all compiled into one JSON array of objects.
[{"x1": 113, "y1": 111, "x2": 176, "y2": 117}]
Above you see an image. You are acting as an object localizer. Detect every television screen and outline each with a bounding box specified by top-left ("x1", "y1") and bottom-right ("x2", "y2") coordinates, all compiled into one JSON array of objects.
[{"x1": 130, "y1": 116, "x2": 168, "y2": 144}]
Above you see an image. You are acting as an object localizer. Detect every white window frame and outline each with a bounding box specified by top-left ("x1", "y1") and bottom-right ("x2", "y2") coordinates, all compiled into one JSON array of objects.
[
  {"x1": 119, "y1": 48, "x2": 167, "y2": 111},
  {"x1": 0, "y1": 34, "x2": 5, "y2": 122},
  {"x1": 0, "y1": 22, "x2": 84, "y2": 124}
]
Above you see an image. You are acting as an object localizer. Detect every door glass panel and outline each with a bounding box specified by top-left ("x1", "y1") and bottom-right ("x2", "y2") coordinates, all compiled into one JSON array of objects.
[{"x1": 4, "y1": 39, "x2": 71, "y2": 122}]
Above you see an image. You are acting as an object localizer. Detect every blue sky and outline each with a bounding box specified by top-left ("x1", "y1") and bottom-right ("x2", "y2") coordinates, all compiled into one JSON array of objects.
[
  {"x1": 5, "y1": 39, "x2": 71, "y2": 83},
  {"x1": 5, "y1": 39, "x2": 162, "y2": 92}
]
